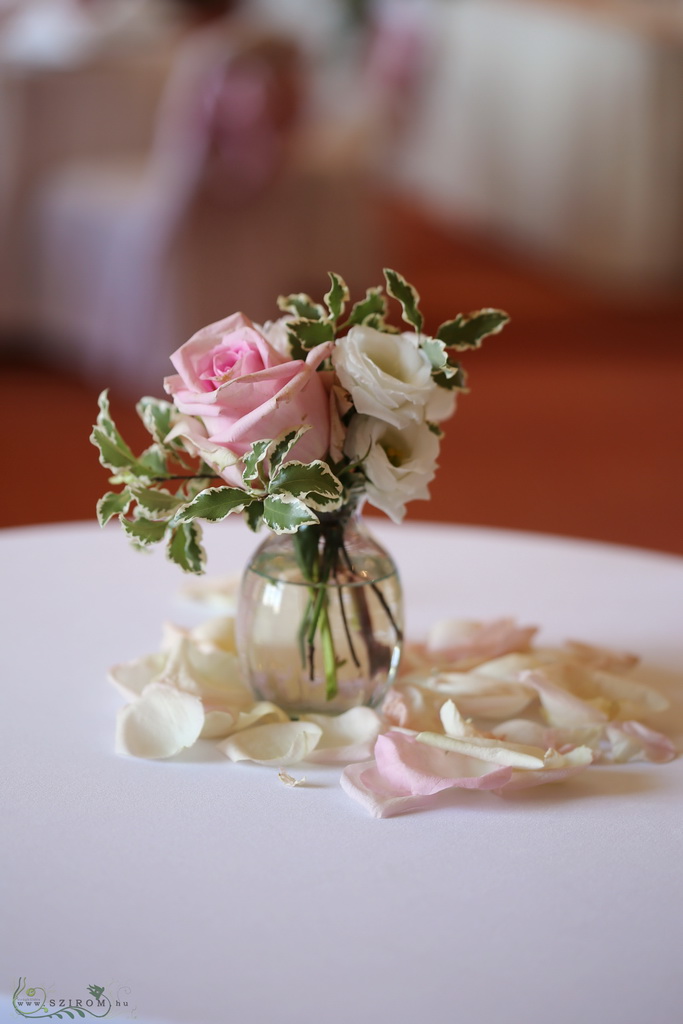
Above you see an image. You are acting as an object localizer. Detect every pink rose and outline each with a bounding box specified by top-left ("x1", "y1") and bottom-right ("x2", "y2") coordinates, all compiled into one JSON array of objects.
[{"x1": 164, "y1": 313, "x2": 332, "y2": 484}]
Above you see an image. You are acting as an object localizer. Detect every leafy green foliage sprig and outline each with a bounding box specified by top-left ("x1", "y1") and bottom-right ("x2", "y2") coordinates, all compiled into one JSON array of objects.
[
  {"x1": 92, "y1": 269, "x2": 509, "y2": 574},
  {"x1": 91, "y1": 394, "x2": 347, "y2": 574}
]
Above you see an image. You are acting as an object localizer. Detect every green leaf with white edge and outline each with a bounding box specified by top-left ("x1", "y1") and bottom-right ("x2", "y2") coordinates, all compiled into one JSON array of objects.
[
  {"x1": 420, "y1": 337, "x2": 452, "y2": 374},
  {"x1": 301, "y1": 489, "x2": 345, "y2": 513},
  {"x1": 242, "y1": 439, "x2": 272, "y2": 486},
  {"x1": 96, "y1": 390, "x2": 136, "y2": 459},
  {"x1": 427, "y1": 421, "x2": 445, "y2": 439},
  {"x1": 132, "y1": 486, "x2": 183, "y2": 518},
  {"x1": 119, "y1": 515, "x2": 168, "y2": 546},
  {"x1": 277, "y1": 292, "x2": 325, "y2": 320},
  {"x1": 384, "y1": 268, "x2": 424, "y2": 333},
  {"x1": 324, "y1": 272, "x2": 349, "y2": 321},
  {"x1": 137, "y1": 444, "x2": 168, "y2": 478},
  {"x1": 97, "y1": 488, "x2": 132, "y2": 527},
  {"x1": 245, "y1": 499, "x2": 264, "y2": 533},
  {"x1": 91, "y1": 426, "x2": 138, "y2": 471},
  {"x1": 262, "y1": 494, "x2": 319, "y2": 534},
  {"x1": 344, "y1": 286, "x2": 387, "y2": 328},
  {"x1": 269, "y1": 425, "x2": 311, "y2": 476},
  {"x1": 136, "y1": 396, "x2": 176, "y2": 445},
  {"x1": 433, "y1": 364, "x2": 468, "y2": 392},
  {"x1": 168, "y1": 521, "x2": 205, "y2": 574},
  {"x1": 436, "y1": 309, "x2": 509, "y2": 350},
  {"x1": 174, "y1": 486, "x2": 253, "y2": 523},
  {"x1": 270, "y1": 460, "x2": 344, "y2": 503},
  {"x1": 286, "y1": 318, "x2": 335, "y2": 356}
]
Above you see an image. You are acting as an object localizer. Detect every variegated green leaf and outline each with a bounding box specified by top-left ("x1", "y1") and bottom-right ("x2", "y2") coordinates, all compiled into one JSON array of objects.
[
  {"x1": 132, "y1": 486, "x2": 183, "y2": 518},
  {"x1": 324, "y1": 272, "x2": 349, "y2": 321},
  {"x1": 119, "y1": 515, "x2": 167, "y2": 546},
  {"x1": 137, "y1": 444, "x2": 168, "y2": 478},
  {"x1": 96, "y1": 390, "x2": 136, "y2": 459},
  {"x1": 245, "y1": 499, "x2": 264, "y2": 532},
  {"x1": 277, "y1": 292, "x2": 325, "y2": 320},
  {"x1": 242, "y1": 439, "x2": 272, "y2": 486},
  {"x1": 436, "y1": 309, "x2": 509, "y2": 350},
  {"x1": 90, "y1": 426, "x2": 137, "y2": 471},
  {"x1": 174, "y1": 486, "x2": 252, "y2": 523},
  {"x1": 269, "y1": 426, "x2": 310, "y2": 476},
  {"x1": 286, "y1": 318, "x2": 335, "y2": 359},
  {"x1": 136, "y1": 396, "x2": 176, "y2": 445},
  {"x1": 270, "y1": 460, "x2": 343, "y2": 503},
  {"x1": 384, "y1": 268, "x2": 424, "y2": 332},
  {"x1": 168, "y1": 521, "x2": 205, "y2": 574},
  {"x1": 97, "y1": 488, "x2": 132, "y2": 527},
  {"x1": 262, "y1": 494, "x2": 319, "y2": 534},
  {"x1": 344, "y1": 286, "x2": 387, "y2": 328}
]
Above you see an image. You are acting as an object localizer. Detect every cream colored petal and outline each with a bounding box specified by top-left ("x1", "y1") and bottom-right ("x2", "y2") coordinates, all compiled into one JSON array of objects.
[
  {"x1": 381, "y1": 684, "x2": 444, "y2": 732},
  {"x1": 521, "y1": 668, "x2": 608, "y2": 727},
  {"x1": 108, "y1": 652, "x2": 166, "y2": 701},
  {"x1": 565, "y1": 640, "x2": 639, "y2": 673},
  {"x1": 428, "y1": 672, "x2": 535, "y2": 719},
  {"x1": 417, "y1": 730, "x2": 546, "y2": 769},
  {"x1": 115, "y1": 683, "x2": 204, "y2": 759},
  {"x1": 179, "y1": 573, "x2": 240, "y2": 613},
  {"x1": 499, "y1": 746, "x2": 594, "y2": 792},
  {"x1": 200, "y1": 709, "x2": 237, "y2": 739},
  {"x1": 217, "y1": 721, "x2": 322, "y2": 766},
  {"x1": 190, "y1": 616, "x2": 237, "y2": 653},
  {"x1": 159, "y1": 636, "x2": 253, "y2": 712},
  {"x1": 232, "y1": 702, "x2": 291, "y2": 732},
  {"x1": 439, "y1": 699, "x2": 480, "y2": 739},
  {"x1": 604, "y1": 722, "x2": 677, "y2": 763},
  {"x1": 426, "y1": 618, "x2": 538, "y2": 669},
  {"x1": 302, "y1": 707, "x2": 383, "y2": 764}
]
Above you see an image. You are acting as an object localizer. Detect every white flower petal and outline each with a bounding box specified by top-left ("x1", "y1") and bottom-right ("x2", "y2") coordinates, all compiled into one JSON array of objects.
[
  {"x1": 604, "y1": 722, "x2": 677, "y2": 763},
  {"x1": 190, "y1": 616, "x2": 237, "y2": 653},
  {"x1": 116, "y1": 683, "x2": 204, "y2": 759},
  {"x1": 180, "y1": 575, "x2": 240, "y2": 613},
  {"x1": 302, "y1": 707, "x2": 383, "y2": 763},
  {"x1": 426, "y1": 617, "x2": 538, "y2": 668},
  {"x1": 200, "y1": 710, "x2": 237, "y2": 739},
  {"x1": 232, "y1": 702, "x2": 291, "y2": 732},
  {"x1": 217, "y1": 721, "x2": 322, "y2": 766},
  {"x1": 108, "y1": 652, "x2": 165, "y2": 701}
]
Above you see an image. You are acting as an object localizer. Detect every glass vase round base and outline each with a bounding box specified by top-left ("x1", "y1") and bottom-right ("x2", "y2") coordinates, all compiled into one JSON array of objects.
[{"x1": 236, "y1": 510, "x2": 403, "y2": 715}]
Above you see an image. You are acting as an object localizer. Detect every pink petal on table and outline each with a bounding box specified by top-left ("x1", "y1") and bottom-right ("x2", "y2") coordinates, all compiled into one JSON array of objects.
[
  {"x1": 565, "y1": 640, "x2": 639, "y2": 673},
  {"x1": 381, "y1": 684, "x2": 444, "y2": 732},
  {"x1": 374, "y1": 731, "x2": 513, "y2": 795},
  {"x1": 521, "y1": 668, "x2": 608, "y2": 728},
  {"x1": 425, "y1": 618, "x2": 538, "y2": 669},
  {"x1": 340, "y1": 760, "x2": 449, "y2": 819},
  {"x1": 604, "y1": 721, "x2": 677, "y2": 763},
  {"x1": 496, "y1": 746, "x2": 594, "y2": 792}
]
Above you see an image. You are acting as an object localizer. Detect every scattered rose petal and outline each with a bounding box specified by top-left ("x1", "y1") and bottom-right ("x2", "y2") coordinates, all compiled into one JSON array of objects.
[
  {"x1": 424, "y1": 671, "x2": 535, "y2": 719},
  {"x1": 381, "y1": 684, "x2": 445, "y2": 732},
  {"x1": 231, "y1": 702, "x2": 291, "y2": 732},
  {"x1": 497, "y1": 746, "x2": 594, "y2": 792},
  {"x1": 340, "y1": 760, "x2": 443, "y2": 818},
  {"x1": 416, "y1": 730, "x2": 547, "y2": 769},
  {"x1": 278, "y1": 769, "x2": 307, "y2": 787},
  {"x1": 179, "y1": 574, "x2": 240, "y2": 612},
  {"x1": 190, "y1": 616, "x2": 237, "y2": 653},
  {"x1": 521, "y1": 668, "x2": 609, "y2": 727},
  {"x1": 439, "y1": 699, "x2": 484, "y2": 739},
  {"x1": 200, "y1": 709, "x2": 237, "y2": 739},
  {"x1": 217, "y1": 721, "x2": 322, "y2": 766},
  {"x1": 109, "y1": 652, "x2": 165, "y2": 701},
  {"x1": 604, "y1": 721, "x2": 677, "y2": 763},
  {"x1": 565, "y1": 640, "x2": 639, "y2": 673},
  {"x1": 302, "y1": 707, "x2": 383, "y2": 763},
  {"x1": 374, "y1": 731, "x2": 513, "y2": 795},
  {"x1": 116, "y1": 682, "x2": 204, "y2": 759},
  {"x1": 425, "y1": 618, "x2": 538, "y2": 669}
]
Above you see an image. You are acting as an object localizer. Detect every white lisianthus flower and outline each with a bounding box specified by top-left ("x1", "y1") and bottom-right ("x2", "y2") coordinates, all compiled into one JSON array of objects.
[
  {"x1": 334, "y1": 325, "x2": 452, "y2": 429},
  {"x1": 345, "y1": 414, "x2": 440, "y2": 523}
]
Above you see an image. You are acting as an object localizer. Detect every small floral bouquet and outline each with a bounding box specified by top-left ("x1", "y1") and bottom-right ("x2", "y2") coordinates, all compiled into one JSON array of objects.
[{"x1": 93, "y1": 269, "x2": 508, "y2": 708}]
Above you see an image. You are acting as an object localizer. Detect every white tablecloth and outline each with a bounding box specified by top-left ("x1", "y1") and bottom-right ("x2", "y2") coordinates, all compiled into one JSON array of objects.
[{"x1": 1, "y1": 520, "x2": 682, "y2": 1024}]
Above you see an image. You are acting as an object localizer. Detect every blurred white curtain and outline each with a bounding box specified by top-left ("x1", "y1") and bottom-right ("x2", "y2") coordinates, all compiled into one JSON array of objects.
[{"x1": 395, "y1": 0, "x2": 683, "y2": 282}]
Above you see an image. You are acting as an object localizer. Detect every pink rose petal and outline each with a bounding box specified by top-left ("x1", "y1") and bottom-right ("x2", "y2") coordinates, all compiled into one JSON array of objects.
[
  {"x1": 374, "y1": 731, "x2": 513, "y2": 795},
  {"x1": 340, "y1": 761, "x2": 442, "y2": 819}
]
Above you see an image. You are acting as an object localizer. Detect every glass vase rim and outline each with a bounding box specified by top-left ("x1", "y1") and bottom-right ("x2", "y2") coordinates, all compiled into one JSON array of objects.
[{"x1": 244, "y1": 563, "x2": 399, "y2": 590}]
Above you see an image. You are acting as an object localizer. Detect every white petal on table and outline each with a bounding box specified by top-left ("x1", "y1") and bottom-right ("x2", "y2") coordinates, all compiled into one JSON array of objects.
[
  {"x1": 115, "y1": 682, "x2": 204, "y2": 759},
  {"x1": 217, "y1": 721, "x2": 323, "y2": 766},
  {"x1": 302, "y1": 707, "x2": 383, "y2": 763}
]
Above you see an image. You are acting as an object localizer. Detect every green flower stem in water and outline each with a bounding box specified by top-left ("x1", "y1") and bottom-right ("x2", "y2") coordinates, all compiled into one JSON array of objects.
[{"x1": 291, "y1": 511, "x2": 402, "y2": 702}]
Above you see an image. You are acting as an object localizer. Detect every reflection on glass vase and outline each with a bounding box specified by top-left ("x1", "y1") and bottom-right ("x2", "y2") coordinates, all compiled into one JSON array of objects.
[{"x1": 236, "y1": 505, "x2": 403, "y2": 715}]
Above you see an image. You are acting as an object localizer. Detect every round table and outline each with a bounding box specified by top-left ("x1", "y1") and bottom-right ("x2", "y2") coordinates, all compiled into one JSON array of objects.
[{"x1": 1, "y1": 520, "x2": 682, "y2": 1024}]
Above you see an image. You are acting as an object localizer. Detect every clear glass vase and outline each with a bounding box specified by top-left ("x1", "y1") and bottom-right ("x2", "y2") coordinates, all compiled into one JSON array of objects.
[{"x1": 236, "y1": 507, "x2": 403, "y2": 714}]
